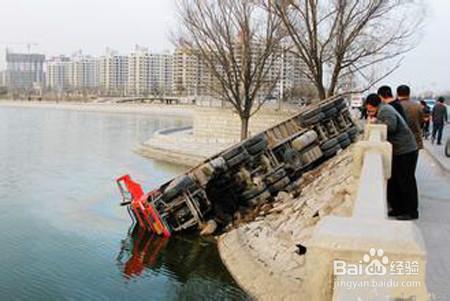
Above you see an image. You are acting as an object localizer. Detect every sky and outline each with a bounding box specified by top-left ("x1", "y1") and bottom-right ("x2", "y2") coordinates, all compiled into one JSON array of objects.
[{"x1": 0, "y1": 0, "x2": 449, "y2": 94}]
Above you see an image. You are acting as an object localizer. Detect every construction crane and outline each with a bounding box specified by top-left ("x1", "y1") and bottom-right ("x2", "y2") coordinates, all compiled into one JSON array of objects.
[{"x1": 0, "y1": 42, "x2": 39, "y2": 53}]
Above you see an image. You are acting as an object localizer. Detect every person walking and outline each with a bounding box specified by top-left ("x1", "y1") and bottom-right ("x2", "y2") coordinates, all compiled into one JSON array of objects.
[
  {"x1": 378, "y1": 85, "x2": 406, "y2": 120},
  {"x1": 431, "y1": 97, "x2": 448, "y2": 145},
  {"x1": 365, "y1": 93, "x2": 419, "y2": 220},
  {"x1": 397, "y1": 85, "x2": 424, "y2": 149},
  {"x1": 420, "y1": 100, "x2": 431, "y2": 140}
]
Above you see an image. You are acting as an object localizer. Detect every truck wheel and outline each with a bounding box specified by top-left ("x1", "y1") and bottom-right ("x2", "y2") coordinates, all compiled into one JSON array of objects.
[
  {"x1": 299, "y1": 112, "x2": 325, "y2": 127},
  {"x1": 163, "y1": 175, "x2": 196, "y2": 201},
  {"x1": 320, "y1": 138, "x2": 339, "y2": 151},
  {"x1": 247, "y1": 139, "x2": 268, "y2": 155},
  {"x1": 268, "y1": 176, "x2": 291, "y2": 195},
  {"x1": 226, "y1": 151, "x2": 249, "y2": 169},
  {"x1": 322, "y1": 144, "x2": 341, "y2": 158},
  {"x1": 339, "y1": 137, "x2": 352, "y2": 149},
  {"x1": 323, "y1": 107, "x2": 338, "y2": 119}
]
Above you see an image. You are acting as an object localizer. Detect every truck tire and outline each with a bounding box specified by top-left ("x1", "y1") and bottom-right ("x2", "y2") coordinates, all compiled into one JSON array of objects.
[
  {"x1": 320, "y1": 138, "x2": 339, "y2": 151},
  {"x1": 323, "y1": 144, "x2": 341, "y2": 158},
  {"x1": 222, "y1": 146, "x2": 245, "y2": 161},
  {"x1": 243, "y1": 133, "x2": 265, "y2": 148},
  {"x1": 323, "y1": 107, "x2": 338, "y2": 119},
  {"x1": 336, "y1": 132, "x2": 349, "y2": 143},
  {"x1": 268, "y1": 176, "x2": 291, "y2": 195},
  {"x1": 299, "y1": 112, "x2": 325, "y2": 127},
  {"x1": 264, "y1": 167, "x2": 287, "y2": 185},
  {"x1": 225, "y1": 151, "x2": 248, "y2": 169},
  {"x1": 339, "y1": 137, "x2": 352, "y2": 149},
  {"x1": 247, "y1": 138, "x2": 268, "y2": 155},
  {"x1": 162, "y1": 175, "x2": 196, "y2": 201},
  {"x1": 346, "y1": 126, "x2": 358, "y2": 137}
]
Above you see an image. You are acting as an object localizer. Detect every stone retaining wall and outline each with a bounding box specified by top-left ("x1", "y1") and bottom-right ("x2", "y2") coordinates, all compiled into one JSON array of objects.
[{"x1": 193, "y1": 108, "x2": 295, "y2": 143}]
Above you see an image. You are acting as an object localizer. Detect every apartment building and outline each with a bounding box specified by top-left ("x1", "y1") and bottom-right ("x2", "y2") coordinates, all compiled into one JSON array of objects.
[
  {"x1": 128, "y1": 46, "x2": 150, "y2": 96},
  {"x1": 99, "y1": 49, "x2": 128, "y2": 96},
  {"x1": 46, "y1": 55, "x2": 71, "y2": 91},
  {"x1": 172, "y1": 46, "x2": 213, "y2": 97},
  {"x1": 69, "y1": 52, "x2": 100, "y2": 90},
  {"x1": 5, "y1": 52, "x2": 46, "y2": 90},
  {"x1": 149, "y1": 52, "x2": 173, "y2": 95}
]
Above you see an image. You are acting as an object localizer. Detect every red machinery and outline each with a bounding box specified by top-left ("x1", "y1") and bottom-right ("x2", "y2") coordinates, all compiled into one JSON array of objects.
[{"x1": 116, "y1": 175, "x2": 171, "y2": 237}]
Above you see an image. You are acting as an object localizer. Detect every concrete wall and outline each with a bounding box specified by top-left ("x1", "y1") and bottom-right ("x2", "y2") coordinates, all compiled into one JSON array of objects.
[
  {"x1": 304, "y1": 124, "x2": 428, "y2": 301},
  {"x1": 193, "y1": 107, "x2": 295, "y2": 143}
]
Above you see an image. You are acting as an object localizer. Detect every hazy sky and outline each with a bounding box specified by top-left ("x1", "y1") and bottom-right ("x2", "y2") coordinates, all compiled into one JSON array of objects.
[{"x1": 0, "y1": 0, "x2": 448, "y2": 93}]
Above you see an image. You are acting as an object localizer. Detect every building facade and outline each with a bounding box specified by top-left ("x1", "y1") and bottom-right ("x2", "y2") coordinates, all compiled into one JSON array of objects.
[
  {"x1": 172, "y1": 46, "x2": 213, "y2": 97},
  {"x1": 128, "y1": 46, "x2": 150, "y2": 96},
  {"x1": 5, "y1": 52, "x2": 46, "y2": 91},
  {"x1": 149, "y1": 52, "x2": 173, "y2": 95},
  {"x1": 99, "y1": 50, "x2": 129, "y2": 96},
  {"x1": 46, "y1": 55, "x2": 71, "y2": 91}
]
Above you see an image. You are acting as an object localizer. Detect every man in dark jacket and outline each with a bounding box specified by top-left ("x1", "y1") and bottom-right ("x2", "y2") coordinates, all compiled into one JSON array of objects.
[
  {"x1": 432, "y1": 97, "x2": 448, "y2": 145},
  {"x1": 366, "y1": 93, "x2": 419, "y2": 220},
  {"x1": 378, "y1": 85, "x2": 406, "y2": 120},
  {"x1": 397, "y1": 85, "x2": 424, "y2": 149}
]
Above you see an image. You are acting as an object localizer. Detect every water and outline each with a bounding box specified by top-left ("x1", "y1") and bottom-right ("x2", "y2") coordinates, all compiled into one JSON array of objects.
[{"x1": 0, "y1": 106, "x2": 248, "y2": 300}]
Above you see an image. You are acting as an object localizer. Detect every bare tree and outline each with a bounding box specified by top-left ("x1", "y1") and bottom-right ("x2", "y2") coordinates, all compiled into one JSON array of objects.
[
  {"x1": 176, "y1": 0, "x2": 284, "y2": 140},
  {"x1": 270, "y1": 0, "x2": 424, "y2": 99}
]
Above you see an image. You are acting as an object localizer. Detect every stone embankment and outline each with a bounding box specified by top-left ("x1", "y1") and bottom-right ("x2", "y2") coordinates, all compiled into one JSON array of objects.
[
  {"x1": 137, "y1": 107, "x2": 295, "y2": 166},
  {"x1": 219, "y1": 146, "x2": 356, "y2": 300}
]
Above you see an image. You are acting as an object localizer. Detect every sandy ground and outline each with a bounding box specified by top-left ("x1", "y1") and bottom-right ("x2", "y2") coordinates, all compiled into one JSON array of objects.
[{"x1": 0, "y1": 100, "x2": 195, "y2": 118}]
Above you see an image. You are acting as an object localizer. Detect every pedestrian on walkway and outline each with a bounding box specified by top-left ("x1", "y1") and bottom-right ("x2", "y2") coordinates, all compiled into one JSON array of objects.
[
  {"x1": 366, "y1": 93, "x2": 419, "y2": 220},
  {"x1": 397, "y1": 85, "x2": 424, "y2": 149},
  {"x1": 431, "y1": 97, "x2": 448, "y2": 145},
  {"x1": 378, "y1": 85, "x2": 406, "y2": 120},
  {"x1": 420, "y1": 100, "x2": 431, "y2": 140}
]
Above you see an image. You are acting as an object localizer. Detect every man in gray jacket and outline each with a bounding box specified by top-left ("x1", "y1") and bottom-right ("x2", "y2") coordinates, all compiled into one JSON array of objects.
[
  {"x1": 366, "y1": 94, "x2": 419, "y2": 220},
  {"x1": 432, "y1": 97, "x2": 448, "y2": 145}
]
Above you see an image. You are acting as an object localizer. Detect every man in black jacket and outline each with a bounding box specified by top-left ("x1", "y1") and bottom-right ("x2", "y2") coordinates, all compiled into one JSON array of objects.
[{"x1": 432, "y1": 97, "x2": 448, "y2": 145}]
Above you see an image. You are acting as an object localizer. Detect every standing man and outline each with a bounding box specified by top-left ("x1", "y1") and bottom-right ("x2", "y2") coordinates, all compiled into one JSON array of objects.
[
  {"x1": 378, "y1": 85, "x2": 406, "y2": 120},
  {"x1": 397, "y1": 85, "x2": 424, "y2": 149},
  {"x1": 431, "y1": 97, "x2": 448, "y2": 145},
  {"x1": 366, "y1": 94, "x2": 419, "y2": 220}
]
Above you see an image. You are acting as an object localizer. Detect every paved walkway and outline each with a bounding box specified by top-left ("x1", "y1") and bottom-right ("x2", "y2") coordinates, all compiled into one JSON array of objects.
[
  {"x1": 423, "y1": 124, "x2": 450, "y2": 172},
  {"x1": 416, "y1": 150, "x2": 450, "y2": 300}
]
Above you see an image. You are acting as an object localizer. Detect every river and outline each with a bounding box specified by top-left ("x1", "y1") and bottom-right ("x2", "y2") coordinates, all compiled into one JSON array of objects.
[{"x1": 0, "y1": 105, "x2": 247, "y2": 300}]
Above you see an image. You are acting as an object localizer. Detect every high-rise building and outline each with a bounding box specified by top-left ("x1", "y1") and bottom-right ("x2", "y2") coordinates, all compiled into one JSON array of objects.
[
  {"x1": 5, "y1": 51, "x2": 45, "y2": 90},
  {"x1": 46, "y1": 55, "x2": 71, "y2": 91},
  {"x1": 69, "y1": 52, "x2": 100, "y2": 90},
  {"x1": 128, "y1": 46, "x2": 150, "y2": 96},
  {"x1": 172, "y1": 46, "x2": 213, "y2": 97},
  {"x1": 99, "y1": 49, "x2": 128, "y2": 96},
  {"x1": 149, "y1": 52, "x2": 173, "y2": 95}
]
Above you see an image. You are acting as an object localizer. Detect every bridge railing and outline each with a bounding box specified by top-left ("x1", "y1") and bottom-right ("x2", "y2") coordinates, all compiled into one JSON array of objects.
[{"x1": 302, "y1": 124, "x2": 428, "y2": 301}]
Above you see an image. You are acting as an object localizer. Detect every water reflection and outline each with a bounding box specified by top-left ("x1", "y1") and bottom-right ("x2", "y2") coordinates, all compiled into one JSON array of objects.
[{"x1": 117, "y1": 225, "x2": 249, "y2": 299}]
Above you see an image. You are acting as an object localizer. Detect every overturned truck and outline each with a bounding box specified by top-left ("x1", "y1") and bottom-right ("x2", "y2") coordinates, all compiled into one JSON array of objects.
[{"x1": 117, "y1": 96, "x2": 358, "y2": 237}]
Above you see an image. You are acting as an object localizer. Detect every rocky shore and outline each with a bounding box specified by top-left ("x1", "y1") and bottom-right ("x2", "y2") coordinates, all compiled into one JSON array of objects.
[{"x1": 218, "y1": 145, "x2": 357, "y2": 300}]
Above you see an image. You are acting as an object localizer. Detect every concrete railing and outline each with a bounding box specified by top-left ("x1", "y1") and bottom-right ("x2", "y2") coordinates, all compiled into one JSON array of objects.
[{"x1": 303, "y1": 124, "x2": 428, "y2": 301}]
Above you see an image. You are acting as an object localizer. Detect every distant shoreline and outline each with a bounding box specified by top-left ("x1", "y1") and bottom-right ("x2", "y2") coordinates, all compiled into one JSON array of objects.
[{"x1": 0, "y1": 100, "x2": 194, "y2": 118}]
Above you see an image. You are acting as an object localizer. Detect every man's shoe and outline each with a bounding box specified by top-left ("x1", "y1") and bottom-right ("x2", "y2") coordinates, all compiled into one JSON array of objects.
[{"x1": 437, "y1": 142, "x2": 442, "y2": 145}]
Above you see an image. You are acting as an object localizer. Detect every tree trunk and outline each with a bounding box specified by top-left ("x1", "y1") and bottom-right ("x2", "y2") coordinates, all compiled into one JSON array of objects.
[{"x1": 240, "y1": 116, "x2": 249, "y2": 141}]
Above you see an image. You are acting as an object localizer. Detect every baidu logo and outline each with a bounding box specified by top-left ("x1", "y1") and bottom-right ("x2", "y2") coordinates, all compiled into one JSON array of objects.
[{"x1": 334, "y1": 248, "x2": 419, "y2": 276}]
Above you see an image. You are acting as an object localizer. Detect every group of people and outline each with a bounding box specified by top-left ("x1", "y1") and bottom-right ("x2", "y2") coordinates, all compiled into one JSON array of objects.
[
  {"x1": 419, "y1": 97, "x2": 448, "y2": 145},
  {"x1": 363, "y1": 85, "x2": 446, "y2": 220}
]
